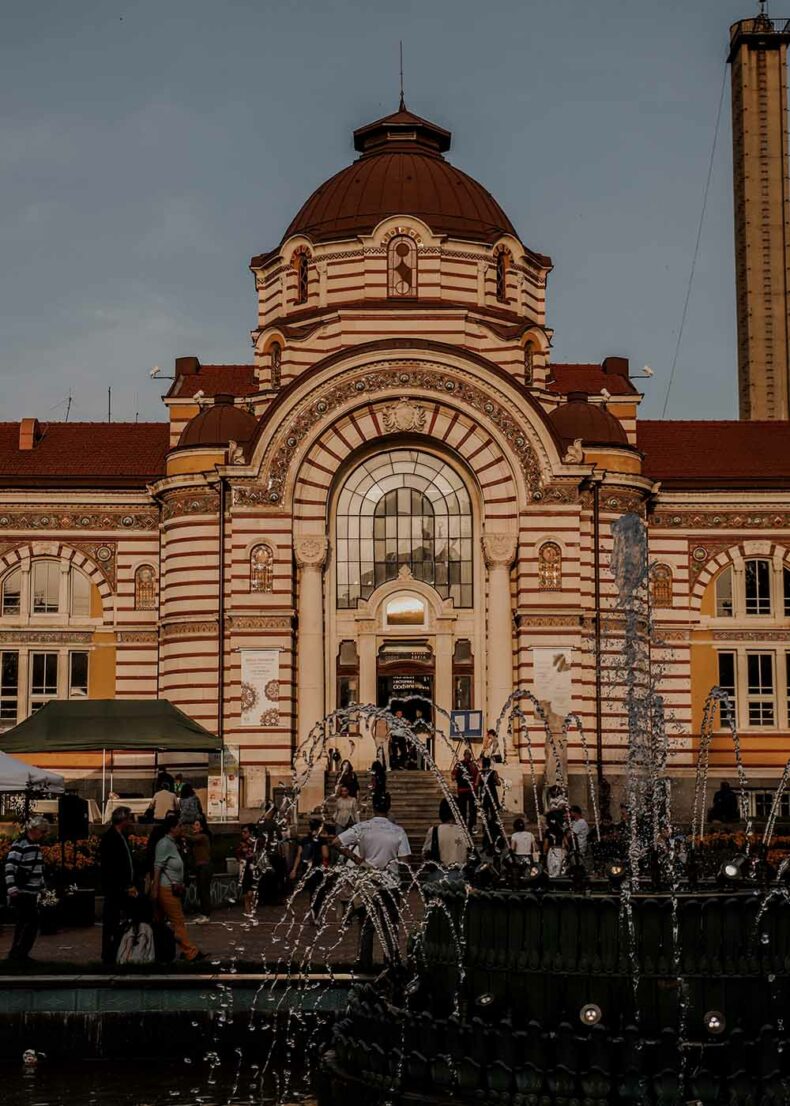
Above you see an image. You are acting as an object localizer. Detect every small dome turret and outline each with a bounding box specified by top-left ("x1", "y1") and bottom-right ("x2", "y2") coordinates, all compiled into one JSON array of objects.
[
  {"x1": 548, "y1": 392, "x2": 629, "y2": 448},
  {"x1": 178, "y1": 394, "x2": 257, "y2": 449}
]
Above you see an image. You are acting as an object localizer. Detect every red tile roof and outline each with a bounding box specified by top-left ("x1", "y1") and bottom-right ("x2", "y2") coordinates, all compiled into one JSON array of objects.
[
  {"x1": 167, "y1": 364, "x2": 257, "y2": 400},
  {"x1": 638, "y1": 420, "x2": 790, "y2": 487},
  {"x1": 0, "y1": 422, "x2": 169, "y2": 488},
  {"x1": 547, "y1": 363, "x2": 638, "y2": 397}
]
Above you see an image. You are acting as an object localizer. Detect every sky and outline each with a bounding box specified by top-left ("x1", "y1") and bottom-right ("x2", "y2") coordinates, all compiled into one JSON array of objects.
[{"x1": 0, "y1": 0, "x2": 762, "y2": 424}]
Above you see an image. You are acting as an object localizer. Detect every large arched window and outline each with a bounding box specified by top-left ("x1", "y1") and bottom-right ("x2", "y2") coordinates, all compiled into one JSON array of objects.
[
  {"x1": 387, "y1": 236, "x2": 417, "y2": 298},
  {"x1": 336, "y1": 450, "x2": 473, "y2": 608}
]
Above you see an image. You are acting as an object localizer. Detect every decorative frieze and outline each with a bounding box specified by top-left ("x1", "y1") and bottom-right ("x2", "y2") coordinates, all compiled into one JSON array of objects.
[
  {"x1": 0, "y1": 630, "x2": 93, "y2": 644},
  {"x1": 162, "y1": 492, "x2": 219, "y2": 521},
  {"x1": 712, "y1": 629, "x2": 790, "y2": 642},
  {"x1": 517, "y1": 614, "x2": 581, "y2": 628},
  {"x1": 160, "y1": 620, "x2": 218, "y2": 639},
  {"x1": 228, "y1": 615, "x2": 293, "y2": 631},
  {"x1": 0, "y1": 509, "x2": 157, "y2": 531},
  {"x1": 651, "y1": 509, "x2": 790, "y2": 530},
  {"x1": 116, "y1": 630, "x2": 158, "y2": 644}
]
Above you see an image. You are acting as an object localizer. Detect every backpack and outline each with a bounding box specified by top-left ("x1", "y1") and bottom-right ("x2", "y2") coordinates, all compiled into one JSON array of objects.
[{"x1": 116, "y1": 922, "x2": 155, "y2": 965}]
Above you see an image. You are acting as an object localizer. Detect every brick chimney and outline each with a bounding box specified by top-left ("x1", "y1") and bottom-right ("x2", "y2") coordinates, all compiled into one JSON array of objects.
[{"x1": 18, "y1": 418, "x2": 42, "y2": 451}]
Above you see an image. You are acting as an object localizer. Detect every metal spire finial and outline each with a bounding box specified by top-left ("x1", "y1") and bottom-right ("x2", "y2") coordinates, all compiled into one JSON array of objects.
[{"x1": 399, "y1": 41, "x2": 405, "y2": 111}]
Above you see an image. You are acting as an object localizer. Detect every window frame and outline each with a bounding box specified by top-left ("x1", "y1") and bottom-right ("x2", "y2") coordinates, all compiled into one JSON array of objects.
[{"x1": 387, "y1": 235, "x2": 418, "y2": 299}]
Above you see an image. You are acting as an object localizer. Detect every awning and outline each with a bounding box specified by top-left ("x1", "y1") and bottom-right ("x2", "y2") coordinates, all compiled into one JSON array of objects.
[
  {"x1": 0, "y1": 700, "x2": 221, "y2": 755},
  {"x1": 0, "y1": 751, "x2": 65, "y2": 794}
]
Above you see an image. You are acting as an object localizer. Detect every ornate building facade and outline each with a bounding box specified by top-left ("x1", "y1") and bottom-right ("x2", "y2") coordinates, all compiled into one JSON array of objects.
[{"x1": 2, "y1": 99, "x2": 790, "y2": 810}]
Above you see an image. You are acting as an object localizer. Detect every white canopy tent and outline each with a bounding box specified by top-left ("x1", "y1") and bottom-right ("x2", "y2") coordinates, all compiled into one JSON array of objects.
[{"x1": 0, "y1": 751, "x2": 64, "y2": 795}]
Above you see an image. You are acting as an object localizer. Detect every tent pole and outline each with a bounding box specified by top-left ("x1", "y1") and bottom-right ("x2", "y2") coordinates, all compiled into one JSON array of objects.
[
  {"x1": 101, "y1": 748, "x2": 106, "y2": 812},
  {"x1": 220, "y1": 746, "x2": 225, "y2": 821}
]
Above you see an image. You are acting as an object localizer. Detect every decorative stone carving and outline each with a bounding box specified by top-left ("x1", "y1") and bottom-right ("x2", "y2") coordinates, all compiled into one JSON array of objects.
[
  {"x1": 294, "y1": 536, "x2": 328, "y2": 569},
  {"x1": 562, "y1": 439, "x2": 584, "y2": 464},
  {"x1": 712, "y1": 629, "x2": 790, "y2": 642},
  {"x1": 227, "y1": 615, "x2": 293, "y2": 631},
  {"x1": 228, "y1": 440, "x2": 246, "y2": 465},
  {"x1": 0, "y1": 630, "x2": 92, "y2": 644},
  {"x1": 257, "y1": 361, "x2": 544, "y2": 506},
  {"x1": 482, "y1": 533, "x2": 518, "y2": 568},
  {"x1": 116, "y1": 630, "x2": 158, "y2": 644},
  {"x1": 162, "y1": 492, "x2": 219, "y2": 521},
  {"x1": 0, "y1": 510, "x2": 157, "y2": 531},
  {"x1": 382, "y1": 398, "x2": 427, "y2": 434},
  {"x1": 397, "y1": 564, "x2": 414, "y2": 580},
  {"x1": 161, "y1": 620, "x2": 218, "y2": 639},
  {"x1": 651, "y1": 509, "x2": 790, "y2": 530}
]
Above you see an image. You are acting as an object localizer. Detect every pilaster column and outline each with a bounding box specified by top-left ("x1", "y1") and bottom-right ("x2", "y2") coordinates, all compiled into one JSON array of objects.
[
  {"x1": 482, "y1": 532, "x2": 517, "y2": 728},
  {"x1": 294, "y1": 536, "x2": 329, "y2": 749}
]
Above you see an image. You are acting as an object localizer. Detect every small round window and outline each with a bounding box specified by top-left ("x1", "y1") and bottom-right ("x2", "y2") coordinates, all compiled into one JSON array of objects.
[{"x1": 385, "y1": 595, "x2": 426, "y2": 627}]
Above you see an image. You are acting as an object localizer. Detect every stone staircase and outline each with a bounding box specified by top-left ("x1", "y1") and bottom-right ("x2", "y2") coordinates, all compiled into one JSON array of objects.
[{"x1": 384, "y1": 769, "x2": 448, "y2": 850}]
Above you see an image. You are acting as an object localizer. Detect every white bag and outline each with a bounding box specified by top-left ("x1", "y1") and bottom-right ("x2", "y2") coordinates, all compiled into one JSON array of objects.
[{"x1": 116, "y1": 921, "x2": 155, "y2": 965}]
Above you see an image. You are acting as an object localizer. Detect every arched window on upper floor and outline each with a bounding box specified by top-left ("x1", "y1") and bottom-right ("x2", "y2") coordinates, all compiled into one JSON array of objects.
[
  {"x1": 495, "y1": 248, "x2": 510, "y2": 303},
  {"x1": 651, "y1": 564, "x2": 673, "y2": 609},
  {"x1": 270, "y1": 342, "x2": 282, "y2": 391},
  {"x1": 387, "y1": 236, "x2": 417, "y2": 298},
  {"x1": 294, "y1": 251, "x2": 310, "y2": 304},
  {"x1": 524, "y1": 342, "x2": 535, "y2": 386},
  {"x1": 250, "y1": 544, "x2": 274, "y2": 593},
  {"x1": 538, "y1": 542, "x2": 562, "y2": 591},
  {"x1": 134, "y1": 565, "x2": 157, "y2": 611},
  {"x1": 1, "y1": 559, "x2": 94, "y2": 620}
]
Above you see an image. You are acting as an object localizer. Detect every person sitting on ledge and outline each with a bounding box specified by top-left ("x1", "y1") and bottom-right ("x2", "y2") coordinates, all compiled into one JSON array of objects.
[{"x1": 709, "y1": 780, "x2": 740, "y2": 824}]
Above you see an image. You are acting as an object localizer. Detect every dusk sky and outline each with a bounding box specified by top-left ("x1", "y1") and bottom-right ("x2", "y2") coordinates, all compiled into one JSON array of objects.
[{"x1": 0, "y1": 1, "x2": 758, "y2": 423}]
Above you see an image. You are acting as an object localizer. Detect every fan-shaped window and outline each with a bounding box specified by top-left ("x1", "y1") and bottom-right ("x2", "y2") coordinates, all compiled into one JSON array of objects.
[
  {"x1": 651, "y1": 564, "x2": 673, "y2": 609},
  {"x1": 2, "y1": 568, "x2": 21, "y2": 616},
  {"x1": 270, "y1": 342, "x2": 282, "y2": 390},
  {"x1": 250, "y1": 544, "x2": 274, "y2": 593},
  {"x1": 134, "y1": 565, "x2": 157, "y2": 611},
  {"x1": 495, "y1": 249, "x2": 510, "y2": 302},
  {"x1": 538, "y1": 542, "x2": 562, "y2": 590},
  {"x1": 336, "y1": 450, "x2": 472, "y2": 609},
  {"x1": 295, "y1": 251, "x2": 309, "y2": 304},
  {"x1": 385, "y1": 595, "x2": 426, "y2": 627},
  {"x1": 387, "y1": 236, "x2": 417, "y2": 298}
]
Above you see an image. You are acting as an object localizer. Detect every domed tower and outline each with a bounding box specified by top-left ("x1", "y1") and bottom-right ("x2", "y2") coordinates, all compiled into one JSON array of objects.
[{"x1": 249, "y1": 104, "x2": 554, "y2": 400}]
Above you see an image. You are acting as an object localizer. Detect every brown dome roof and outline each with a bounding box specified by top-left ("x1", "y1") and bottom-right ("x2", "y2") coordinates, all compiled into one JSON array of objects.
[
  {"x1": 548, "y1": 392, "x2": 629, "y2": 447},
  {"x1": 178, "y1": 394, "x2": 258, "y2": 449},
  {"x1": 280, "y1": 105, "x2": 517, "y2": 247}
]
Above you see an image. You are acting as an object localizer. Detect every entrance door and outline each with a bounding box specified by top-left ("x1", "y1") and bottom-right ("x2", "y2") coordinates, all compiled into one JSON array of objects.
[{"x1": 376, "y1": 673, "x2": 434, "y2": 726}]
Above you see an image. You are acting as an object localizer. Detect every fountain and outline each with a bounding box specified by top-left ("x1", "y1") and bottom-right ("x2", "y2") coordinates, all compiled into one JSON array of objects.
[{"x1": 306, "y1": 514, "x2": 790, "y2": 1105}]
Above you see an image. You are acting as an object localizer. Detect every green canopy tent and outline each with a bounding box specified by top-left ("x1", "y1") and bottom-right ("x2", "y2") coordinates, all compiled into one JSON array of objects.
[{"x1": 0, "y1": 700, "x2": 222, "y2": 806}]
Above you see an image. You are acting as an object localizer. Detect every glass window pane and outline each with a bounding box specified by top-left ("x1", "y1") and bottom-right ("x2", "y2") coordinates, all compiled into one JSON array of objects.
[
  {"x1": 715, "y1": 567, "x2": 734, "y2": 617},
  {"x1": 2, "y1": 569, "x2": 21, "y2": 616},
  {"x1": 0, "y1": 651, "x2": 19, "y2": 721},
  {"x1": 71, "y1": 570, "x2": 91, "y2": 617},
  {"x1": 745, "y1": 559, "x2": 771, "y2": 615},
  {"x1": 32, "y1": 562, "x2": 60, "y2": 614},
  {"x1": 69, "y1": 652, "x2": 89, "y2": 696}
]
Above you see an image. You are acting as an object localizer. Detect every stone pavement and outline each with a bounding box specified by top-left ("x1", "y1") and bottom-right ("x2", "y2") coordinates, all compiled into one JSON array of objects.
[{"x1": 0, "y1": 889, "x2": 420, "y2": 970}]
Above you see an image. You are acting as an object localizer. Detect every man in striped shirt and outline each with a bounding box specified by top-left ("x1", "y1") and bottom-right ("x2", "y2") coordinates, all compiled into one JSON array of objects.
[{"x1": 5, "y1": 817, "x2": 48, "y2": 963}]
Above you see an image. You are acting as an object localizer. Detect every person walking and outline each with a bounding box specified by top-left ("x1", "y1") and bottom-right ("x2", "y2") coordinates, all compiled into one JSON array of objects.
[
  {"x1": 421, "y1": 799, "x2": 468, "y2": 881},
  {"x1": 333, "y1": 784, "x2": 359, "y2": 832},
  {"x1": 510, "y1": 816, "x2": 538, "y2": 860},
  {"x1": 183, "y1": 819, "x2": 212, "y2": 924},
  {"x1": 99, "y1": 806, "x2": 138, "y2": 964},
  {"x1": 337, "y1": 760, "x2": 360, "y2": 799},
  {"x1": 333, "y1": 794, "x2": 412, "y2": 970},
  {"x1": 150, "y1": 814, "x2": 202, "y2": 961},
  {"x1": 235, "y1": 824, "x2": 257, "y2": 914},
  {"x1": 4, "y1": 817, "x2": 48, "y2": 963},
  {"x1": 370, "y1": 757, "x2": 387, "y2": 805},
  {"x1": 452, "y1": 748, "x2": 479, "y2": 831}
]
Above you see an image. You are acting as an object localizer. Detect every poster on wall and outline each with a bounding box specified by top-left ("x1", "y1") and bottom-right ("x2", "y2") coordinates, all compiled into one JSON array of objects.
[
  {"x1": 207, "y1": 745, "x2": 240, "y2": 822},
  {"x1": 240, "y1": 649, "x2": 280, "y2": 728},
  {"x1": 531, "y1": 648, "x2": 573, "y2": 719}
]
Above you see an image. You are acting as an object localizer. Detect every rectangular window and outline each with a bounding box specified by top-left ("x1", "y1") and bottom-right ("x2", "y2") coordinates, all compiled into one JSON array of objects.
[
  {"x1": 717, "y1": 652, "x2": 737, "y2": 724},
  {"x1": 2, "y1": 572, "x2": 21, "y2": 616},
  {"x1": 747, "y1": 652, "x2": 775, "y2": 726},
  {"x1": 753, "y1": 790, "x2": 790, "y2": 819},
  {"x1": 69, "y1": 651, "x2": 89, "y2": 697},
  {"x1": 745, "y1": 559, "x2": 771, "y2": 616},
  {"x1": 30, "y1": 652, "x2": 58, "y2": 710},
  {"x1": 32, "y1": 562, "x2": 60, "y2": 614},
  {"x1": 0, "y1": 652, "x2": 19, "y2": 722},
  {"x1": 715, "y1": 567, "x2": 734, "y2": 617}
]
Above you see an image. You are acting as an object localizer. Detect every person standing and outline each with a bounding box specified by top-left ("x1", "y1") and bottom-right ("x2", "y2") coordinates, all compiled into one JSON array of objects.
[
  {"x1": 477, "y1": 756, "x2": 502, "y2": 849},
  {"x1": 99, "y1": 806, "x2": 138, "y2": 964},
  {"x1": 4, "y1": 817, "x2": 48, "y2": 963},
  {"x1": 333, "y1": 784, "x2": 359, "y2": 832},
  {"x1": 569, "y1": 805, "x2": 590, "y2": 863},
  {"x1": 152, "y1": 781, "x2": 177, "y2": 824},
  {"x1": 333, "y1": 794, "x2": 411, "y2": 970},
  {"x1": 183, "y1": 819, "x2": 212, "y2": 924},
  {"x1": 421, "y1": 799, "x2": 468, "y2": 880},
  {"x1": 452, "y1": 748, "x2": 479, "y2": 831},
  {"x1": 370, "y1": 758, "x2": 387, "y2": 805},
  {"x1": 150, "y1": 814, "x2": 202, "y2": 961},
  {"x1": 543, "y1": 809, "x2": 569, "y2": 878},
  {"x1": 177, "y1": 783, "x2": 203, "y2": 827},
  {"x1": 337, "y1": 760, "x2": 359, "y2": 799}
]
